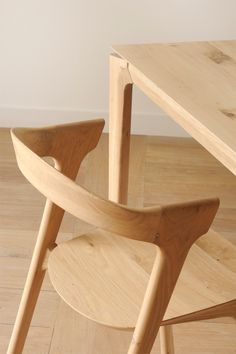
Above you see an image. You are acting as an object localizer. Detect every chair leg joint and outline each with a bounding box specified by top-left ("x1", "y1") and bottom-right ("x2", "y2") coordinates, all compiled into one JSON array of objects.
[{"x1": 42, "y1": 243, "x2": 57, "y2": 270}]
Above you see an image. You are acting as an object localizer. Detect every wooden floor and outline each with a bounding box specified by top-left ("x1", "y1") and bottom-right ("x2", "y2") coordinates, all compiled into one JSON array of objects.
[{"x1": 0, "y1": 128, "x2": 235, "y2": 354}]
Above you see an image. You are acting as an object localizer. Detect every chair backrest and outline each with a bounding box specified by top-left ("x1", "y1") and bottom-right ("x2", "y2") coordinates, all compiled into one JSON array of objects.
[
  {"x1": 11, "y1": 119, "x2": 220, "y2": 353},
  {"x1": 11, "y1": 119, "x2": 219, "y2": 247}
]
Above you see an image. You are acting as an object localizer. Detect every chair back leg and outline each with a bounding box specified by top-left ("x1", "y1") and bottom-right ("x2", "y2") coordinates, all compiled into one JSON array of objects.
[{"x1": 160, "y1": 326, "x2": 175, "y2": 354}]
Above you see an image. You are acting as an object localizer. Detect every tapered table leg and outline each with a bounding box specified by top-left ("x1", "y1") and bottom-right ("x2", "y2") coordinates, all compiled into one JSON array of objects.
[
  {"x1": 109, "y1": 53, "x2": 175, "y2": 354},
  {"x1": 109, "y1": 54, "x2": 133, "y2": 204}
]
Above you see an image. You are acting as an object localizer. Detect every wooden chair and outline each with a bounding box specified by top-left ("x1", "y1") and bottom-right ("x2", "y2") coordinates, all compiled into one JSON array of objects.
[{"x1": 8, "y1": 119, "x2": 236, "y2": 354}]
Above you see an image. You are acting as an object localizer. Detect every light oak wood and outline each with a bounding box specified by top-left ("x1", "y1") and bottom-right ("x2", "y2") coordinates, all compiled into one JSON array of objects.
[
  {"x1": 48, "y1": 228, "x2": 236, "y2": 329},
  {"x1": 7, "y1": 120, "x2": 105, "y2": 354},
  {"x1": 109, "y1": 54, "x2": 133, "y2": 204},
  {"x1": 144, "y1": 135, "x2": 236, "y2": 244},
  {"x1": 112, "y1": 41, "x2": 236, "y2": 176},
  {"x1": 6, "y1": 201, "x2": 64, "y2": 354},
  {"x1": 109, "y1": 41, "x2": 236, "y2": 353},
  {"x1": 196, "y1": 229, "x2": 236, "y2": 272},
  {"x1": 1, "y1": 129, "x2": 236, "y2": 353},
  {"x1": 7, "y1": 120, "x2": 236, "y2": 354},
  {"x1": 1, "y1": 325, "x2": 53, "y2": 354},
  {"x1": 0, "y1": 288, "x2": 59, "y2": 327},
  {"x1": 160, "y1": 326, "x2": 174, "y2": 354}
]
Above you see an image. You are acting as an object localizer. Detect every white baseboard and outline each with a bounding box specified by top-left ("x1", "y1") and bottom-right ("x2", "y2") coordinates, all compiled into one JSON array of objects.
[{"x1": 0, "y1": 106, "x2": 189, "y2": 137}]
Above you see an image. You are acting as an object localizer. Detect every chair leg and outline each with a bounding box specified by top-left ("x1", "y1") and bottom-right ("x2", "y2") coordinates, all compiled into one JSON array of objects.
[
  {"x1": 7, "y1": 201, "x2": 64, "y2": 354},
  {"x1": 160, "y1": 326, "x2": 175, "y2": 354},
  {"x1": 7, "y1": 262, "x2": 46, "y2": 354}
]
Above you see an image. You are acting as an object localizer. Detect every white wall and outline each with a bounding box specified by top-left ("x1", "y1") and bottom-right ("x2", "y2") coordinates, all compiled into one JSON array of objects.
[{"x1": 1, "y1": 0, "x2": 236, "y2": 135}]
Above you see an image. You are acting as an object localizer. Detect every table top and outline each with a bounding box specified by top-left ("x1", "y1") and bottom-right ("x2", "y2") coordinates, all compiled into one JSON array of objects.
[{"x1": 112, "y1": 41, "x2": 236, "y2": 175}]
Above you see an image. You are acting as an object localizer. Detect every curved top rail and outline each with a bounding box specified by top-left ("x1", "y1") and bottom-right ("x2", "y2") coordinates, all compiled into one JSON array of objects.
[{"x1": 11, "y1": 120, "x2": 219, "y2": 246}]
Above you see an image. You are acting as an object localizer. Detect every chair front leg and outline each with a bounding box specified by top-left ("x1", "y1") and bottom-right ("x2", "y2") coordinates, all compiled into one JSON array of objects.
[{"x1": 7, "y1": 201, "x2": 64, "y2": 354}]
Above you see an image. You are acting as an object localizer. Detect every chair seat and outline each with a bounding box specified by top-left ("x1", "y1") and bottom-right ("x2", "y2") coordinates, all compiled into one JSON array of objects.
[{"x1": 48, "y1": 228, "x2": 236, "y2": 329}]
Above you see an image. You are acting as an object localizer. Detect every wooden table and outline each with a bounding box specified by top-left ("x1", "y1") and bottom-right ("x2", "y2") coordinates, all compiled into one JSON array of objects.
[{"x1": 108, "y1": 41, "x2": 236, "y2": 204}]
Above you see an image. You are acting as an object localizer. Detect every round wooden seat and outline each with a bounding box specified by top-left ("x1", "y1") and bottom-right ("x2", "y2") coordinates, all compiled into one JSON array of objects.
[{"x1": 48, "y1": 228, "x2": 236, "y2": 329}]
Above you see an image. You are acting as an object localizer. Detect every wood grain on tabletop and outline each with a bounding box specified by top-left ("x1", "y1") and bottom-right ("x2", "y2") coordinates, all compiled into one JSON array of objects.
[{"x1": 112, "y1": 41, "x2": 236, "y2": 175}]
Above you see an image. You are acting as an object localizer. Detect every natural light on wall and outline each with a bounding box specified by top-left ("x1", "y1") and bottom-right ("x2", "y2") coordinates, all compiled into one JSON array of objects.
[{"x1": 0, "y1": 0, "x2": 236, "y2": 135}]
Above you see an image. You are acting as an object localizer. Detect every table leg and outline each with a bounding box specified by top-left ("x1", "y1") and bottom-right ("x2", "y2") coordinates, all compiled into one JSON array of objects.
[
  {"x1": 109, "y1": 54, "x2": 133, "y2": 204},
  {"x1": 109, "y1": 54, "x2": 175, "y2": 354}
]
